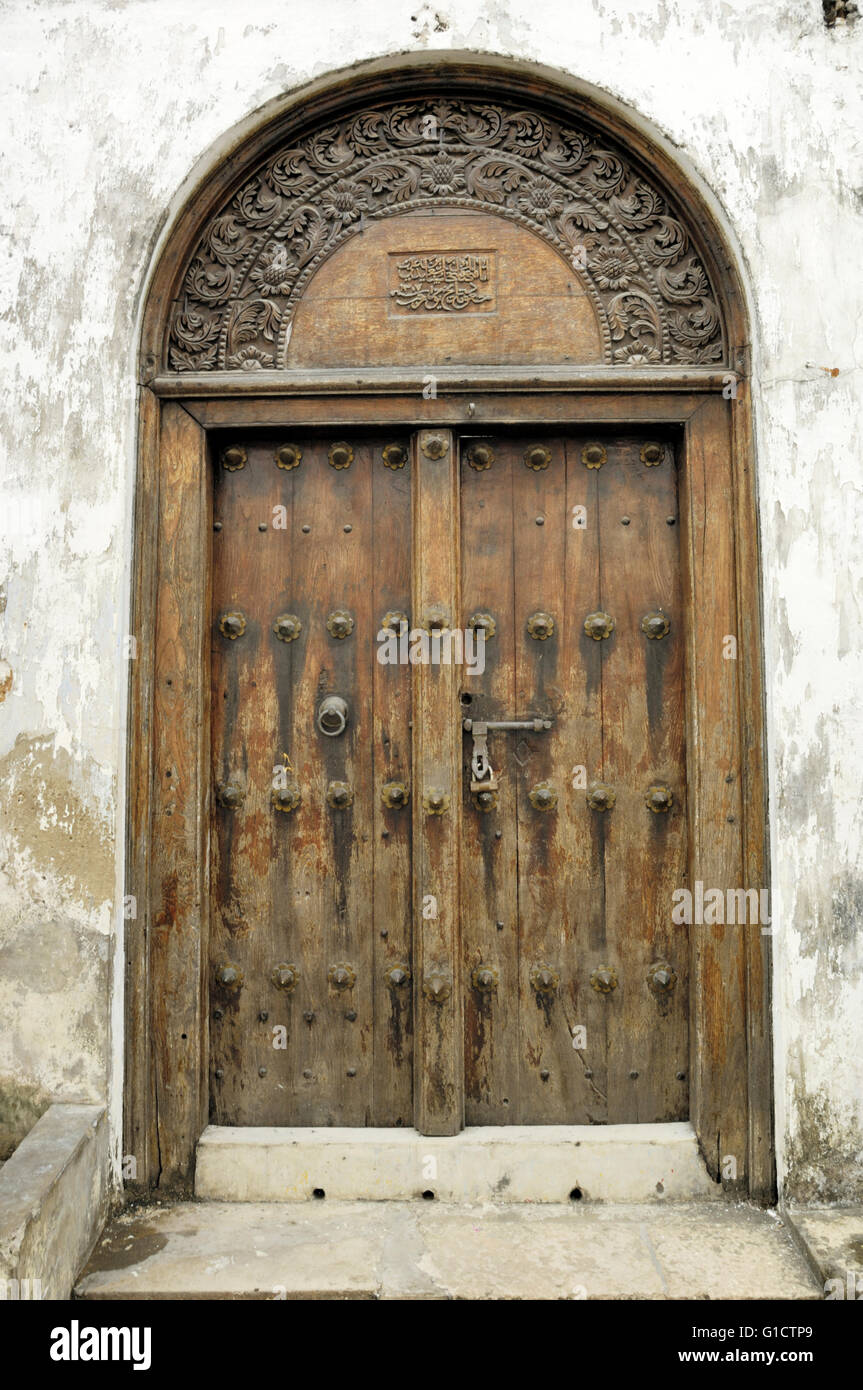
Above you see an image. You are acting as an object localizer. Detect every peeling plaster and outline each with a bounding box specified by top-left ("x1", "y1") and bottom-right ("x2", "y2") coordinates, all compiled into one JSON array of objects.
[
  {"x1": 0, "y1": 736, "x2": 113, "y2": 908},
  {"x1": 0, "y1": 1076, "x2": 53, "y2": 1161}
]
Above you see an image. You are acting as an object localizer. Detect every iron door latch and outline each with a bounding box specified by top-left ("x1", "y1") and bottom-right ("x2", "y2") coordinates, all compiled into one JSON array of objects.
[{"x1": 463, "y1": 717, "x2": 553, "y2": 792}]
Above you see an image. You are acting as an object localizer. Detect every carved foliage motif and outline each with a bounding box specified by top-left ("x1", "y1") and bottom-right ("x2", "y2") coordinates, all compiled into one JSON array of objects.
[{"x1": 167, "y1": 99, "x2": 726, "y2": 371}]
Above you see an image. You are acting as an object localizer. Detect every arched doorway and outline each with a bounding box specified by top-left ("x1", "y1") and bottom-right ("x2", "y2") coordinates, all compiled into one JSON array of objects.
[{"x1": 126, "y1": 54, "x2": 772, "y2": 1202}]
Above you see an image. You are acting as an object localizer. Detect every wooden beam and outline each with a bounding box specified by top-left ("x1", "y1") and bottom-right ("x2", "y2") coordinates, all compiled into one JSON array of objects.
[
  {"x1": 149, "y1": 367, "x2": 735, "y2": 399},
  {"x1": 182, "y1": 393, "x2": 704, "y2": 431}
]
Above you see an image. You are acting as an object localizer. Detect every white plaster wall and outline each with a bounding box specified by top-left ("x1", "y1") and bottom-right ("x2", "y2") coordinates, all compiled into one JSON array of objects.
[{"x1": 0, "y1": 0, "x2": 861, "y2": 1198}]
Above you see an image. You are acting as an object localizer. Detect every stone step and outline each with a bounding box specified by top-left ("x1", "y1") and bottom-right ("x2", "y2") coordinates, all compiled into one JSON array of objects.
[
  {"x1": 194, "y1": 1121, "x2": 721, "y2": 1203},
  {"x1": 75, "y1": 1200, "x2": 821, "y2": 1301}
]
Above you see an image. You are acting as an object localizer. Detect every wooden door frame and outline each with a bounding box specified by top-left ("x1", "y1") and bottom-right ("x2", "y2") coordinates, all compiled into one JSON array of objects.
[
  {"x1": 125, "y1": 375, "x2": 773, "y2": 1201},
  {"x1": 126, "y1": 51, "x2": 772, "y2": 1200}
]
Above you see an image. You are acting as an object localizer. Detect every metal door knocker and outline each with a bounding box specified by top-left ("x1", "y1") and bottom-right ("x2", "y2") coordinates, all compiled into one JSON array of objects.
[{"x1": 318, "y1": 695, "x2": 348, "y2": 736}]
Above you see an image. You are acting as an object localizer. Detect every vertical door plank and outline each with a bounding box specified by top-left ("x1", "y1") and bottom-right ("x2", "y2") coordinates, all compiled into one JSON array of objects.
[
  {"x1": 459, "y1": 437, "x2": 520, "y2": 1123},
  {"x1": 321, "y1": 437, "x2": 375, "y2": 1124},
  {"x1": 150, "y1": 402, "x2": 210, "y2": 1185},
  {"x1": 562, "y1": 437, "x2": 607, "y2": 1123},
  {"x1": 597, "y1": 436, "x2": 688, "y2": 1123},
  {"x1": 412, "y1": 429, "x2": 463, "y2": 1135},
  {"x1": 680, "y1": 397, "x2": 747, "y2": 1189},
  {"x1": 511, "y1": 434, "x2": 582, "y2": 1123},
  {"x1": 267, "y1": 437, "x2": 302, "y2": 1118},
  {"x1": 209, "y1": 438, "x2": 284, "y2": 1124},
  {"x1": 280, "y1": 436, "x2": 375, "y2": 1122},
  {"x1": 279, "y1": 438, "x2": 341, "y2": 1121},
  {"x1": 371, "y1": 437, "x2": 414, "y2": 1125}
]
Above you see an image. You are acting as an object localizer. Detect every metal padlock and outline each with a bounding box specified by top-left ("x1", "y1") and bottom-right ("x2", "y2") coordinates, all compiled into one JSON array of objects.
[{"x1": 468, "y1": 721, "x2": 500, "y2": 793}]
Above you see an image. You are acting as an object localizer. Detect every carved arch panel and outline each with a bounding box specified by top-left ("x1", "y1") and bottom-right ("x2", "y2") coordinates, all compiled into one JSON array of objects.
[{"x1": 166, "y1": 96, "x2": 727, "y2": 373}]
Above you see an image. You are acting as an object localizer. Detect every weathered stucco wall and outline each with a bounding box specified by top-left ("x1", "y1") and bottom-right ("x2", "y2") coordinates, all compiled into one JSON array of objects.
[{"x1": 0, "y1": 0, "x2": 861, "y2": 1198}]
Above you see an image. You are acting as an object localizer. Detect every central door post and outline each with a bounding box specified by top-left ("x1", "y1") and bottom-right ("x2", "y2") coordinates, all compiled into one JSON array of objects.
[{"x1": 411, "y1": 428, "x2": 464, "y2": 1135}]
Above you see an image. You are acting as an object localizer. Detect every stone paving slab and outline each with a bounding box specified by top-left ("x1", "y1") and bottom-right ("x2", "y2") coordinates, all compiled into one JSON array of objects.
[
  {"x1": 75, "y1": 1200, "x2": 821, "y2": 1300},
  {"x1": 785, "y1": 1206, "x2": 863, "y2": 1300}
]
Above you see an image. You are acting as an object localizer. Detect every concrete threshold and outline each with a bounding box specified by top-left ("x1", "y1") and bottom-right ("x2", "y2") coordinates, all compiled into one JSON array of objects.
[
  {"x1": 195, "y1": 1121, "x2": 721, "y2": 1203},
  {"x1": 75, "y1": 1199, "x2": 821, "y2": 1300}
]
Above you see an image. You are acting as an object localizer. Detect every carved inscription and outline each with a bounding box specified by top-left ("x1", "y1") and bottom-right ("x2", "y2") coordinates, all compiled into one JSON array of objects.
[{"x1": 388, "y1": 251, "x2": 496, "y2": 314}]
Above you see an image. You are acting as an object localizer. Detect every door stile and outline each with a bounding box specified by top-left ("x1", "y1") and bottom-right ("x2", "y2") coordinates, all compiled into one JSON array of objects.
[
  {"x1": 680, "y1": 397, "x2": 748, "y2": 1191},
  {"x1": 149, "y1": 402, "x2": 212, "y2": 1186},
  {"x1": 125, "y1": 386, "x2": 160, "y2": 1194},
  {"x1": 411, "y1": 428, "x2": 464, "y2": 1135},
  {"x1": 731, "y1": 380, "x2": 775, "y2": 1205}
]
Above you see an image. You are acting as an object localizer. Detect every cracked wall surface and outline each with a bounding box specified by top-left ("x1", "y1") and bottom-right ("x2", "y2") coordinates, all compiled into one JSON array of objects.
[{"x1": 0, "y1": 0, "x2": 861, "y2": 1199}]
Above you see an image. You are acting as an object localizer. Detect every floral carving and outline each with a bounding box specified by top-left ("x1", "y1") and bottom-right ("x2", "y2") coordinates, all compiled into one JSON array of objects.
[
  {"x1": 250, "y1": 243, "x2": 299, "y2": 296},
  {"x1": 227, "y1": 345, "x2": 274, "y2": 370},
  {"x1": 591, "y1": 246, "x2": 639, "y2": 290},
  {"x1": 167, "y1": 97, "x2": 726, "y2": 371},
  {"x1": 515, "y1": 175, "x2": 566, "y2": 222},
  {"x1": 319, "y1": 181, "x2": 369, "y2": 226},
  {"x1": 420, "y1": 152, "x2": 465, "y2": 195}
]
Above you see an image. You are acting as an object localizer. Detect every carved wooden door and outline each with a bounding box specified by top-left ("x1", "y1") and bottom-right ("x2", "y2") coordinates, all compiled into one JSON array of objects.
[
  {"x1": 208, "y1": 424, "x2": 687, "y2": 1130},
  {"x1": 209, "y1": 432, "x2": 414, "y2": 1126},
  {"x1": 460, "y1": 430, "x2": 688, "y2": 1125}
]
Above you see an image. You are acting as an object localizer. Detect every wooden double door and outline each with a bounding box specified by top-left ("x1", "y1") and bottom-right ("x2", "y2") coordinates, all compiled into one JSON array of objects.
[{"x1": 209, "y1": 426, "x2": 687, "y2": 1131}]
